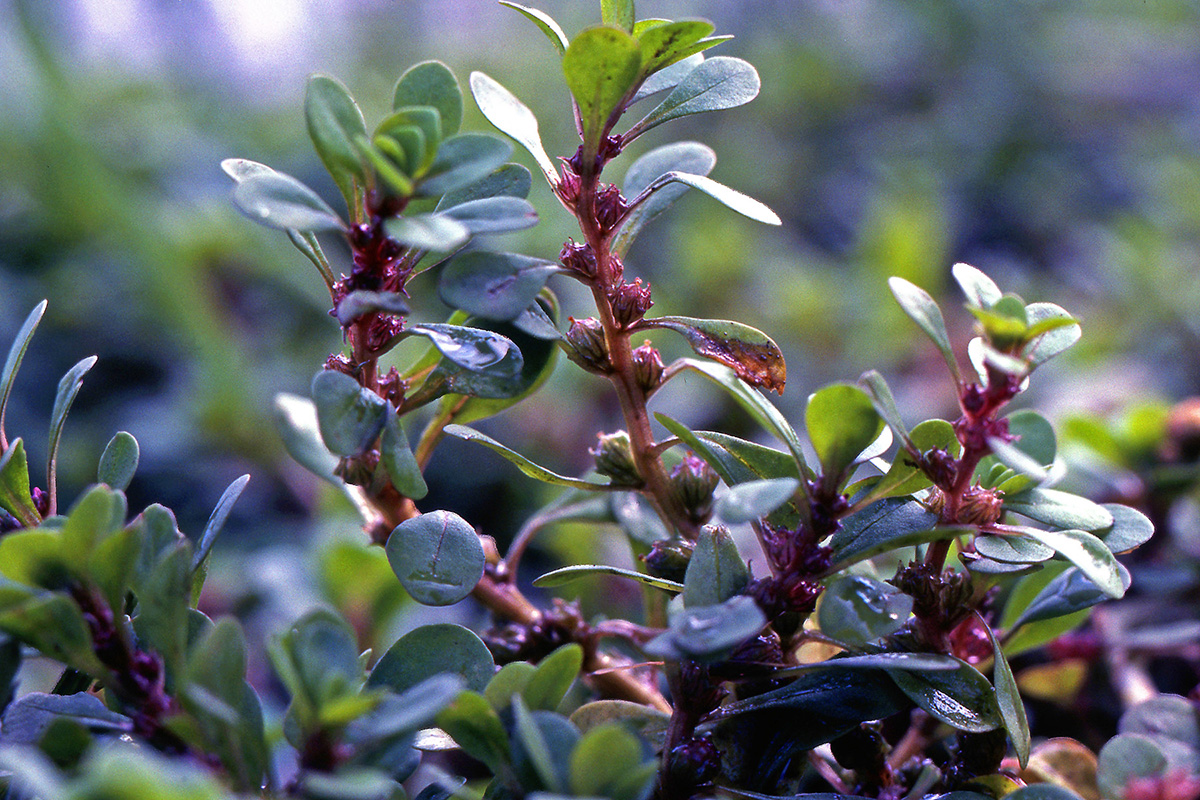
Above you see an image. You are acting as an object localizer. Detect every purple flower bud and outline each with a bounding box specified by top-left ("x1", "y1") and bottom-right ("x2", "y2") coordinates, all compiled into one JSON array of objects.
[
  {"x1": 594, "y1": 182, "x2": 628, "y2": 233},
  {"x1": 610, "y1": 277, "x2": 652, "y2": 328},
  {"x1": 559, "y1": 240, "x2": 597, "y2": 278},
  {"x1": 565, "y1": 317, "x2": 611, "y2": 373},
  {"x1": 631, "y1": 342, "x2": 664, "y2": 394},
  {"x1": 591, "y1": 431, "x2": 642, "y2": 487},
  {"x1": 644, "y1": 538, "x2": 694, "y2": 583},
  {"x1": 670, "y1": 452, "x2": 718, "y2": 524}
]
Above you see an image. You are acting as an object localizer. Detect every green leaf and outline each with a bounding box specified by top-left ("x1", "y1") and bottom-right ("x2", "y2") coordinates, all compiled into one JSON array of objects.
[
  {"x1": 639, "y1": 171, "x2": 780, "y2": 225},
  {"x1": 638, "y1": 20, "x2": 727, "y2": 76},
  {"x1": 439, "y1": 251, "x2": 558, "y2": 321},
  {"x1": 356, "y1": 134, "x2": 415, "y2": 196},
  {"x1": 231, "y1": 171, "x2": 345, "y2": 232},
  {"x1": 830, "y1": 499, "x2": 957, "y2": 571},
  {"x1": 0, "y1": 529, "x2": 69, "y2": 589},
  {"x1": 693, "y1": 431, "x2": 801, "y2": 485},
  {"x1": 683, "y1": 526, "x2": 749, "y2": 607},
  {"x1": 443, "y1": 425, "x2": 614, "y2": 490},
  {"x1": 817, "y1": 575, "x2": 912, "y2": 647},
  {"x1": 395, "y1": 61, "x2": 463, "y2": 136},
  {"x1": 1011, "y1": 527, "x2": 1125, "y2": 598},
  {"x1": 631, "y1": 53, "x2": 703, "y2": 104},
  {"x1": 89, "y1": 525, "x2": 139, "y2": 617},
  {"x1": 191, "y1": 474, "x2": 250, "y2": 574},
  {"x1": 437, "y1": 196, "x2": 538, "y2": 236},
  {"x1": 857, "y1": 419, "x2": 959, "y2": 505},
  {"x1": 378, "y1": 108, "x2": 440, "y2": 173},
  {"x1": 806, "y1": 383, "x2": 885, "y2": 483},
  {"x1": 1002, "y1": 563, "x2": 1119, "y2": 649},
  {"x1": 270, "y1": 609, "x2": 365, "y2": 731},
  {"x1": 675, "y1": 359, "x2": 811, "y2": 480},
  {"x1": 523, "y1": 644, "x2": 582, "y2": 712},
  {"x1": 984, "y1": 622, "x2": 1030, "y2": 768},
  {"x1": 532, "y1": 564, "x2": 682, "y2": 594},
  {"x1": 1097, "y1": 735, "x2": 1169, "y2": 800},
  {"x1": 132, "y1": 544, "x2": 192, "y2": 679},
  {"x1": 0, "y1": 691, "x2": 130, "y2": 744},
  {"x1": 384, "y1": 214, "x2": 470, "y2": 251},
  {"x1": 642, "y1": 316, "x2": 786, "y2": 394},
  {"x1": 404, "y1": 324, "x2": 520, "y2": 374},
  {"x1": 888, "y1": 659, "x2": 1002, "y2": 733},
  {"x1": 469, "y1": 72, "x2": 558, "y2": 186},
  {"x1": 369, "y1": 623, "x2": 495, "y2": 694},
  {"x1": 1004, "y1": 488, "x2": 1114, "y2": 532},
  {"x1": 953, "y1": 263, "x2": 1003, "y2": 308},
  {"x1": 335, "y1": 291, "x2": 412, "y2": 327},
  {"x1": 499, "y1": 1, "x2": 569, "y2": 54},
  {"x1": 96, "y1": 431, "x2": 138, "y2": 491},
  {"x1": 601, "y1": 0, "x2": 634, "y2": 31},
  {"x1": 1118, "y1": 695, "x2": 1200, "y2": 748},
  {"x1": 273, "y1": 394, "x2": 341, "y2": 484},
  {"x1": 1096, "y1": 503, "x2": 1154, "y2": 554},
  {"x1": 1023, "y1": 302, "x2": 1081, "y2": 366},
  {"x1": 769, "y1": 652, "x2": 963, "y2": 680},
  {"x1": 613, "y1": 141, "x2": 716, "y2": 255},
  {"x1": 570, "y1": 723, "x2": 650, "y2": 798},
  {"x1": 714, "y1": 478, "x2": 799, "y2": 524},
  {"x1": 350, "y1": 673, "x2": 466, "y2": 749},
  {"x1": 973, "y1": 534, "x2": 1055, "y2": 564},
  {"x1": 381, "y1": 413, "x2": 427, "y2": 500},
  {"x1": 888, "y1": 277, "x2": 959, "y2": 381},
  {"x1": 858, "y1": 370, "x2": 912, "y2": 447},
  {"x1": 0, "y1": 300, "x2": 47, "y2": 444},
  {"x1": 644, "y1": 595, "x2": 766, "y2": 662},
  {"x1": 436, "y1": 690, "x2": 511, "y2": 774},
  {"x1": 48, "y1": 356, "x2": 97, "y2": 512},
  {"x1": 485, "y1": 662, "x2": 537, "y2": 710},
  {"x1": 306, "y1": 74, "x2": 368, "y2": 207},
  {"x1": 438, "y1": 163, "x2": 533, "y2": 208},
  {"x1": 182, "y1": 618, "x2": 267, "y2": 791},
  {"x1": 569, "y1": 699, "x2": 671, "y2": 738},
  {"x1": 563, "y1": 26, "x2": 643, "y2": 156},
  {"x1": 0, "y1": 439, "x2": 40, "y2": 527},
  {"x1": 512, "y1": 699, "x2": 576, "y2": 792},
  {"x1": 59, "y1": 484, "x2": 124, "y2": 565},
  {"x1": 0, "y1": 593, "x2": 108, "y2": 677},
  {"x1": 386, "y1": 510, "x2": 485, "y2": 606},
  {"x1": 420, "y1": 133, "x2": 513, "y2": 197},
  {"x1": 311, "y1": 370, "x2": 388, "y2": 457},
  {"x1": 624, "y1": 56, "x2": 760, "y2": 141}
]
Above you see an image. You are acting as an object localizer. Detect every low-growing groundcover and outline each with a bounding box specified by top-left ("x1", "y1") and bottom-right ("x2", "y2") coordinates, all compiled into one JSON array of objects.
[{"x1": 0, "y1": 2, "x2": 1196, "y2": 800}]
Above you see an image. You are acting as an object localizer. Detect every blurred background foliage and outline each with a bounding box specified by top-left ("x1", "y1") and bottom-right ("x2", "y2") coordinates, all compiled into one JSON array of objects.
[{"x1": 3, "y1": 0, "x2": 1200, "y2": 733}]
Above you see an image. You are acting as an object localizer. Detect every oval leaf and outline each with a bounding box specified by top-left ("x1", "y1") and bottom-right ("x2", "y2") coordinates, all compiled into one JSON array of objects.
[
  {"x1": 305, "y1": 74, "x2": 368, "y2": 204},
  {"x1": 806, "y1": 383, "x2": 885, "y2": 482},
  {"x1": 562, "y1": 26, "x2": 643, "y2": 154},
  {"x1": 311, "y1": 370, "x2": 388, "y2": 457},
  {"x1": 643, "y1": 316, "x2": 786, "y2": 393},
  {"x1": 381, "y1": 413, "x2": 427, "y2": 500},
  {"x1": 469, "y1": 72, "x2": 558, "y2": 186},
  {"x1": 818, "y1": 575, "x2": 913, "y2": 647},
  {"x1": 439, "y1": 251, "x2": 558, "y2": 321},
  {"x1": 386, "y1": 510, "x2": 485, "y2": 606},
  {"x1": 232, "y1": 172, "x2": 344, "y2": 232},
  {"x1": 438, "y1": 196, "x2": 538, "y2": 234},
  {"x1": 645, "y1": 171, "x2": 780, "y2": 225},
  {"x1": 625, "y1": 56, "x2": 761, "y2": 140},
  {"x1": 888, "y1": 277, "x2": 958, "y2": 380},
  {"x1": 614, "y1": 141, "x2": 716, "y2": 254},
  {"x1": 407, "y1": 324, "x2": 518, "y2": 373},
  {"x1": 394, "y1": 60, "x2": 463, "y2": 137},
  {"x1": 334, "y1": 291, "x2": 411, "y2": 327},
  {"x1": 683, "y1": 526, "x2": 750, "y2": 607},
  {"x1": 384, "y1": 214, "x2": 470, "y2": 251},
  {"x1": 96, "y1": 432, "x2": 139, "y2": 491},
  {"x1": 888, "y1": 659, "x2": 1002, "y2": 733},
  {"x1": 1004, "y1": 488, "x2": 1114, "y2": 532},
  {"x1": 1015, "y1": 526, "x2": 1126, "y2": 599},
  {"x1": 420, "y1": 133, "x2": 513, "y2": 197},
  {"x1": 714, "y1": 478, "x2": 799, "y2": 525},
  {"x1": 369, "y1": 623, "x2": 495, "y2": 694},
  {"x1": 645, "y1": 595, "x2": 766, "y2": 662}
]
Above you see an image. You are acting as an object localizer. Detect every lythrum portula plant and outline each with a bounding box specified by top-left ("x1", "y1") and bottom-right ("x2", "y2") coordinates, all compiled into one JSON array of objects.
[{"x1": 0, "y1": 2, "x2": 1184, "y2": 800}]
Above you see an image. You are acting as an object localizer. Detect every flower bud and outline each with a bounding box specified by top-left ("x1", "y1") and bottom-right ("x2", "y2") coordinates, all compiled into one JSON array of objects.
[
  {"x1": 631, "y1": 342, "x2": 664, "y2": 394},
  {"x1": 591, "y1": 431, "x2": 642, "y2": 487},
  {"x1": 559, "y1": 239, "x2": 597, "y2": 278},
  {"x1": 594, "y1": 182, "x2": 628, "y2": 233},
  {"x1": 610, "y1": 277, "x2": 652, "y2": 328},
  {"x1": 643, "y1": 538, "x2": 694, "y2": 584},
  {"x1": 670, "y1": 452, "x2": 718, "y2": 525},
  {"x1": 668, "y1": 735, "x2": 721, "y2": 788},
  {"x1": 958, "y1": 485, "x2": 1004, "y2": 526},
  {"x1": 565, "y1": 317, "x2": 611, "y2": 373}
]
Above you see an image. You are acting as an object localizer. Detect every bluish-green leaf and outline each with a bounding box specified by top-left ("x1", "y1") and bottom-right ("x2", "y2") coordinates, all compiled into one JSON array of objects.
[
  {"x1": 769, "y1": 652, "x2": 962, "y2": 679},
  {"x1": 644, "y1": 595, "x2": 765, "y2": 662},
  {"x1": 563, "y1": 26, "x2": 643, "y2": 154},
  {"x1": 394, "y1": 61, "x2": 463, "y2": 137},
  {"x1": 643, "y1": 316, "x2": 786, "y2": 393},
  {"x1": 386, "y1": 510, "x2": 484, "y2": 606},
  {"x1": 439, "y1": 251, "x2": 558, "y2": 321},
  {"x1": 499, "y1": 1, "x2": 569, "y2": 54},
  {"x1": 613, "y1": 141, "x2": 716, "y2": 255},
  {"x1": 436, "y1": 690, "x2": 510, "y2": 773},
  {"x1": 384, "y1": 213, "x2": 470, "y2": 252},
  {"x1": 806, "y1": 383, "x2": 885, "y2": 483},
  {"x1": 96, "y1": 431, "x2": 139, "y2": 491},
  {"x1": 312, "y1": 370, "x2": 388, "y2": 457},
  {"x1": 0, "y1": 439, "x2": 39, "y2": 527},
  {"x1": 973, "y1": 534, "x2": 1055, "y2": 564},
  {"x1": 1097, "y1": 735, "x2": 1169, "y2": 800},
  {"x1": 437, "y1": 163, "x2": 533, "y2": 208},
  {"x1": 48, "y1": 356, "x2": 97, "y2": 513},
  {"x1": 470, "y1": 72, "x2": 558, "y2": 186},
  {"x1": 438, "y1": 196, "x2": 538, "y2": 235},
  {"x1": 1096, "y1": 503, "x2": 1154, "y2": 554},
  {"x1": 1023, "y1": 304, "x2": 1081, "y2": 367},
  {"x1": 335, "y1": 291, "x2": 411, "y2": 327},
  {"x1": 889, "y1": 277, "x2": 959, "y2": 380},
  {"x1": 273, "y1": 394, "x2": 341, "y2": 484},
  {"x1": 381, "y1": 413, "x2": 427, "y2": 500},
  {"x1": 830, "y1": 499, "x2": 957, "y2": 571},
  {"x1": 406, "y1": 324, "x2": 519, "y2": 373},
  {"x1": 1004, "y1": 488, "x2": 1114, "y2": 532},
  {"x1": 1002, "y1": 563, "x2": 1119, "y2": 650},
  {"x1": 420, "y1": 133, "x2": 513, "y2": 197},
  {"x1": 232, "y1": 171, "x2": 345, "y2": 232},
  {"x1": 631, "y1": 53, "x2": 703, "y2": 104},
  {"x1": 570, "y1": 723, "x2": 650, "y2": 798},
  {"x1": 817, "y1": 575, "x2": 912, "y2": 647},
  {"x1": 984, "y1": 622, "x2": 1030, "y2": 768},
  {"x1": 192, "y1": 474, "x2": 250, "y2": 574},
  {"x1": 444, "y1": 425, "x2": 614, "y2": 491},
  {"x1": 533, "y1": 564, "x2": 682, "y2": 594},
  {"x1": 306, "y1": 74, "x2": 368, "y2": 206},
  {"x1": 953, "y1": 263, "x2": 1003, "y2": 308},
  {"x1": 858, "y1": 370, "x2": 912, "y2": 447},
  {"x1": 625, "y1": 56, "x2": 760, "y2": 140},
  {"x1": 889, "y1": 659, "x2": 1002, "y2": 733},
  {"x1": 512, "y1": 700, "x2": 577, "y2": 792},
  {"x1": 370, "y1": 624, "x2": 495, "y2": 694},
  {"x1": 640, "y1": 171, "x2": 780, "y2": 225},
  {"x1": 1012, "y1": 526, "x2": 1125, "y2": 598},
  {"x1": 0, "y1": 691, "x2": 130, "y2": 744},
  {"x1": 683, "y1": 526, "x2": 749, "y2": 607},
  {"x1": 0, "y1": 300, "x2": 47, "y2": 443},
  {"x1": 349, "y1": 673, "x2": 465, "y2": 747},
  {"x1": 0, "y1": 593, "x2": 108, "y2": 677},
  {"x1": 714, "y1": 478, "x2": 799, "y2": 525}
]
